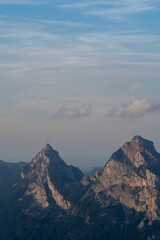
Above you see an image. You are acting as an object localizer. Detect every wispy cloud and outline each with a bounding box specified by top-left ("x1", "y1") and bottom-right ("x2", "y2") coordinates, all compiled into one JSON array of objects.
[
  {"x1": 0, "y1": 0, "x2": 48, "y2": 4},
  {"x1": 106, "y1": 99, "x2": 160, "y2": 118},
  {"x1": 58, "y1": 0, "x2": 160, "y2": 20},
  {"x1": 58, "y1": 1, "x2": 114, "y2": 9},
  {"x1": 0, "y1": 18, "x2": 160, "y2": 80},
  {"x1": 52, "y1": 105, "x2": 92, "y2": 120},
  {"x1": 0, "y1": 3, "x2": 160, "y2": 91}
]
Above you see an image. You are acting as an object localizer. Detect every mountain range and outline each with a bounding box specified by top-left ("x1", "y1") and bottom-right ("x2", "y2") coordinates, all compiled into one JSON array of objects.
[{"x1": 0, "y1": 136, "x2": 160, "y2": 240}]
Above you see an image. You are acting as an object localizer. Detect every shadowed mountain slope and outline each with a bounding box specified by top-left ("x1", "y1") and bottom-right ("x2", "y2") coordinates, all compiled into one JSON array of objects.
[{"x1": 1, "y1": 136, "x2": 160, "y2": 240}]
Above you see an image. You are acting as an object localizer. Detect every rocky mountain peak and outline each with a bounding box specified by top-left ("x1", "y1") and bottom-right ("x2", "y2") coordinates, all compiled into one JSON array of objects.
[
  {"x1": 131, "y1": 135, "x2": 145, "y2": 149},
  {"x1": 130, "y1": 135, "x2": 156, "y2": 153},
  {"x1": 43, "y1": 143, "x2": 53, "y2": 151},
  {"x1": 30, "y1": 143, "x2": 64, "y2": 169},
  {"x1": 120, "y1": 135, "x2": 160, "y2": 170},
  {"x1": 23, "y1": 144, "x2": 83, "y2": 210},
  {"x1": 99, "y1": 136, "x2": 160, "y2": 221},
  {"x1": 41, "y1": 143, "x2": 60, "y2": 159},
  {"x1": 1, "y1": 136, "x2": 160, "y2": 240}
]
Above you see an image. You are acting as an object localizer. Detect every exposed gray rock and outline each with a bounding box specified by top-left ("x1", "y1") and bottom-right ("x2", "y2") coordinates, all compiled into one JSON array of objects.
[
  {"x1": 81, "y1": 136, "x2": 160, "y2": 222},
  {"x1": 1, "y1": 136, "x2": 160, "y2": 240},
  {"x1": 23, "y1": 143, "x2": 83, "y2": 210}
]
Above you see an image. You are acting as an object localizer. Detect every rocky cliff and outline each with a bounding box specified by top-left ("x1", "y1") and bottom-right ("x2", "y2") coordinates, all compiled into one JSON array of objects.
[
  {"x1": 1, "y1": 136, "x2": 160, "y2": 240},
  {"x1": 90, "y1": 136, "x2": 160, "y2": 220}
]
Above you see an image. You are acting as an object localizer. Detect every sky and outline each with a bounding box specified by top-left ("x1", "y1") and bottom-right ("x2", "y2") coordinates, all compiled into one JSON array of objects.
[{"x1": 0, "y1": 0, "x2": 160, "y2": 168}]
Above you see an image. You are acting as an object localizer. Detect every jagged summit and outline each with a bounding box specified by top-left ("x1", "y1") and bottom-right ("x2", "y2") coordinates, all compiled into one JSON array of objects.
[
  {"x1": 41, "y1": 143, "x2": 60, "y2": 158},
  {"x1": 131, "y1": 135, "x2": 147, "y2": 148},
  {"x1": 120, "y1": 135, "x2": 160, "y2": 169},
  {"x1": 123, "y1": 135, "x2": 156, "y2": 151},
  {"x1": 30, "y1": 143, "x2": 84, "y2": 180},
  {"x1": 43, "y1": 143, "x2": 53, "y2": 151},
  {"x1": 104, "y1": 135, "x2": 160, "y2": 170},
  {"x1": 98, "y1": 136, "x2": 160, "y2": 221},
  {"x1": 23, "y1": 143, "x2": 84, "y2": 210},
  {"x1": 30, "y1": 143, "x2": 64, "y2": 168},
  {"x1": 1, "y1": 136, "x2": 160, "y2": 240},
  {"x1": 130, "y1": 135, "x2": 157, "y2": 153},
  {"x1": 42, "y1": 143, "x2": 57, "y2": 153}
]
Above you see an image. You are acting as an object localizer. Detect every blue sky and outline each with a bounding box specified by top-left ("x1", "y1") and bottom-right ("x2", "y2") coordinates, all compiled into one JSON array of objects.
[{"x1": 0, "y1": 0, "x2": 160, "y2": 168}]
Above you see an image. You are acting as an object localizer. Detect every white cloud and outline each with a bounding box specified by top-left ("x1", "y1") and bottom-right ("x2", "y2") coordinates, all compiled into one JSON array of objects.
[
  {"x1": 58, "y1": 1, "x2": 113, "y2": 9},
  {"x1": 52, "y1": 105, "x2": 92, "y2": 120},
  {"x1": 0, "y1": 11, "x2": 160, "y2": 80},
  {"x1": 0, "y1": 0, "x2": 47, "y2": 4},
  {"x1": 106, "y1": 99, "x2": 160, "y2": 118},
  {"x1": 58, "y1": 0, "x2": 160, "y2": 20}
]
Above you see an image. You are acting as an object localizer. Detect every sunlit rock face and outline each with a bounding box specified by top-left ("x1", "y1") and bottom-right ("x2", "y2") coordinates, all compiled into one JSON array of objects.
[
  {"x1": 23, "y1": 143, "x2": 83, "y2": 210},
  {"x1": 84, "y1": 136, "x2": 160, "y2": 221},
  {"x1": 1, "y1": 136, "x2": 160, "y2": 240}
]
